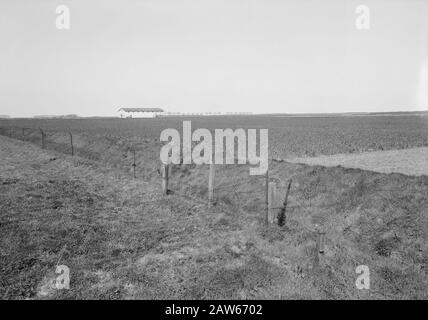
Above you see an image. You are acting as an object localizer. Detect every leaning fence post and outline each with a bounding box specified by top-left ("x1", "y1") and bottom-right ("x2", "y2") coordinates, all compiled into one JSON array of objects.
[
  {"x1": 40, "y1": 128, "x2": 45, "y2": 149},
  {"x1": 69, "y1": 132, "x2": 74, "y2": 156},
  {"x1": 162, "y1": 164, "x2": 169, "y2": 195},
  {"x1": 265, "y1": 170, "x2": 269, "y2": 225},
  {"x1": 208, "y1": 163, "x2": 215, "y2": 205}
]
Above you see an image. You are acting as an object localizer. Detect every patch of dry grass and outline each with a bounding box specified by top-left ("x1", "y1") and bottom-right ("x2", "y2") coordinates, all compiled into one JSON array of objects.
[{"x1": 1, "y1": 134, "x2": 427, "y2": 300}]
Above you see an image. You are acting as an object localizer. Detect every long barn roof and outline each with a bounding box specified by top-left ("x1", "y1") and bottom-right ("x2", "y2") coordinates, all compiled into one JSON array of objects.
[{"x1": 118, "y1": 108, "x2": 164, "y2": 112}]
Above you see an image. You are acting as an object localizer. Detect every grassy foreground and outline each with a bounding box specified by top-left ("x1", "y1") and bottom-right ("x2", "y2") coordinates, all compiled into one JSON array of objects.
[{"x1": 0, "y1": 135, "x2": 427, "y2": 299}]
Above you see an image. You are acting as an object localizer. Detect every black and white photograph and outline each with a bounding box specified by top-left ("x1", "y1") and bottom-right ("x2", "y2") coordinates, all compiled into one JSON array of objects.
[{"x1": 0, "y1": 0, "x2": 427, "y2": 307}]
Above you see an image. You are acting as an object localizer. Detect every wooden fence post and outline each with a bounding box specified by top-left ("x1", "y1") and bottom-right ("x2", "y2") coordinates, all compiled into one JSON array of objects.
[
  {"x1": 132, "y1": 150, "x2": 136, "y2": 179},
  {"x1": 278, "y1": 179, "x2": 292, "y2": 226},
  {"x1": 69, "y1": 132, "x2": 74, "y2": 156},
  {"x1": 314, "y1": 236, "x2": 320, "y2": 268},
  {"x1": 265, "y1": 170, "x2": 269, "y2": 225},
  {"x1": 318, "y1": 230, "x2": 326, "y2": 254},
  {"x1": 208, "y1": 163, "x2": 215, "y2": 205},
  {"x1": 268, "y1": 182, "x2": 277, "y2": 224},
  {"x1": 40, "y1": 128, "x2": 45, "y2": 149},
  {"x1": 22, "y1": 128, "x2": 25, "y2": 141},
  {"x1": 162, "y1": 164, "x2": 169, "y2": 195},
  {"x1": 314, "y1": 228, "x2": 326, "y2": 268}
]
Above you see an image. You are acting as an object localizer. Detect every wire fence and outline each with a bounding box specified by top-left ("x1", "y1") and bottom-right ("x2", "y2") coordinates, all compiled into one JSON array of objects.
[
  {"x1": 0, "y1": 125, "x2": 365, "y2": 270},
  {"x1": 0, "y1": 126, "x2": 76, "y2": 155},
  {"x1": 0, "y1": 125, "x2": 324, "y2": 229}
]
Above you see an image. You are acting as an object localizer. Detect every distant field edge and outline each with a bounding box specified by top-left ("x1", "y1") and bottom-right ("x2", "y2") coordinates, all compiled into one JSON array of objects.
[{"x1": 286, "y1": 147, "x2": 428, "y2": 177}]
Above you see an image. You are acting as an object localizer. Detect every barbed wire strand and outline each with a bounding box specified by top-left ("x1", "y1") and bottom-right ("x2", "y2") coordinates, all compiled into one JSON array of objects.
[{"x1": 1, "y1": 126, "x2": 324, "y2": 232}]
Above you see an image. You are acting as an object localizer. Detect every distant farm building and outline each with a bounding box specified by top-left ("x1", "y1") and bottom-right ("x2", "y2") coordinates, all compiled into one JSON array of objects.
[{"x1": 118, "y1": 108, "x2": 164, "y2": 118}]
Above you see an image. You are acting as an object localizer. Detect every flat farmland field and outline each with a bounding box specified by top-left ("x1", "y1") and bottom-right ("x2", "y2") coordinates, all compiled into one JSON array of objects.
[
  {"x1": 2, "y1": 115, "x2": 428, "y2": 159},
  {"x1": 1, "y1": 115, "x2": 427, "y2": 300}
]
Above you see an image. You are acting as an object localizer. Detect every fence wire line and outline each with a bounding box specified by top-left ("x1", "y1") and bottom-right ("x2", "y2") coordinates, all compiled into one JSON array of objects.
[
  {"x1": 4, "y1": 127, "x2": 368, "y2": 276},
  {"x1": 161, "y1": 184, "x2": 245, "y2": 218},
  {"x1": 1, "y1": 126, "x2": 72, "y2": 134},
  {"x1": 5, "y1": 128, "x2": 398, "y2": 292},
  {"x1": 3, "y1": 126, "x2": 390, "y2": 284},
  {"x1": 214, "y1": 180, "x2": 259, "y2": 192},
  {"x1": 2, "y1": 126, "x2": 322, "y2": 231}
]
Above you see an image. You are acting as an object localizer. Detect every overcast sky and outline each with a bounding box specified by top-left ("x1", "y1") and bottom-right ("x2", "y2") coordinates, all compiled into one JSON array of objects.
[{"x1": 0, "y1": 0, "x2": 427, "y2": 117}]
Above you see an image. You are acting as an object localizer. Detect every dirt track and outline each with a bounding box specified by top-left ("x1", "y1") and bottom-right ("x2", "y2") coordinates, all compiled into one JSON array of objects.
[{"x1": 288, "y1": 147, "x2": 428, "y2": 177}]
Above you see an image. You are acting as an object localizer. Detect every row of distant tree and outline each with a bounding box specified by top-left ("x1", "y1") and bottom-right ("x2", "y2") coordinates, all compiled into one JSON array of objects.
[
  {"x1": 2, "y1": 110, "x2": 426, "y2": 120},
  {"x1": 0, "y1": 114, "x2": 82, "y2": 119},
  {"x1": 163, "y1": 112, "x2": 253, "y2": 116},
  {"x1": 33, "y1": 114, "x2": 81, "y2": 119}
]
